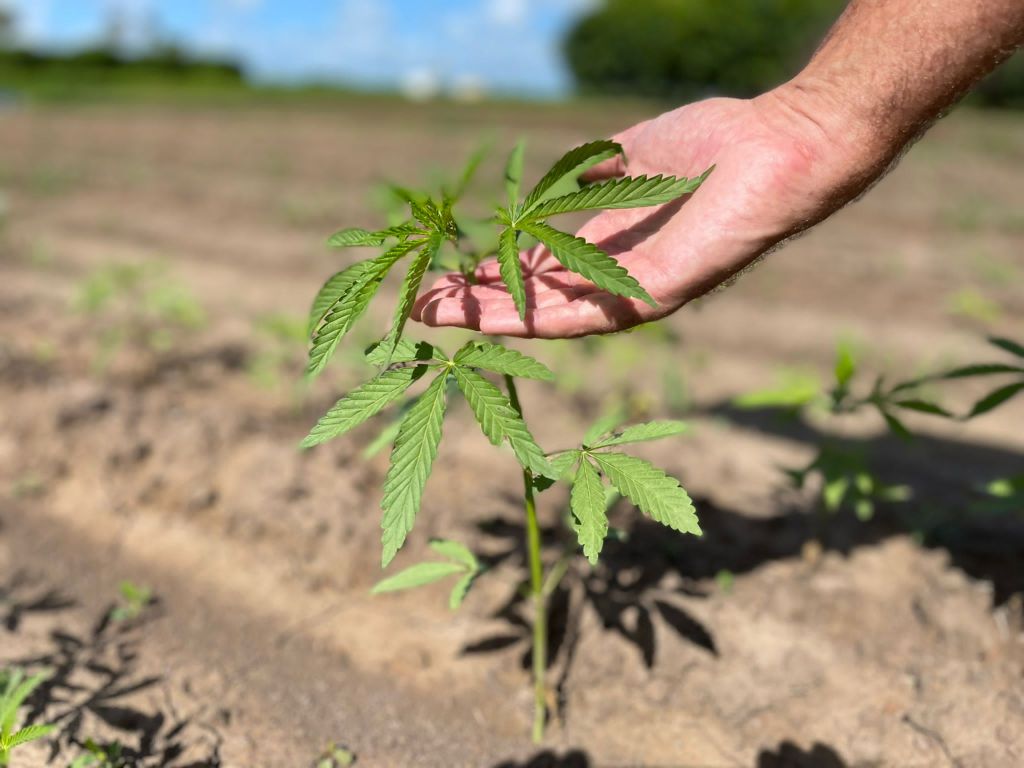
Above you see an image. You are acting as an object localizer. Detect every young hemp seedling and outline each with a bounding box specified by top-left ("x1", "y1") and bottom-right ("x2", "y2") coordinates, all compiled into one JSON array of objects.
[
  {"x1": 0, "y1": 668, "x2": 55, "y2": 766},
  {"x1": 302, "y1": 140, "x2": 710, "y2": 741}
]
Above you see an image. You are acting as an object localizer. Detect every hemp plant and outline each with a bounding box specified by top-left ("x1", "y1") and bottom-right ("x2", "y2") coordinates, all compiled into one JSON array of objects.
[
  {"x1": 302, "y1": 140, "x2": 709, "y2": 741},
  {"x1": 0, "y1": 668, "x2": 54, "y2": 766}
]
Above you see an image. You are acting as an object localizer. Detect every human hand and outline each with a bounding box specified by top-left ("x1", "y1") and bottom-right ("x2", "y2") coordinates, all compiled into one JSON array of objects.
[{"x1": 412, "y1": 87, "x2": 879, "y2": 338}]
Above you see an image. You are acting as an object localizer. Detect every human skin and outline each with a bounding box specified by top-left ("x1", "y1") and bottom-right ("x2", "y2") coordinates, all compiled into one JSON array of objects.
[{"x1": 412, "y1": 0, "x2": 1024, "y2": 338}]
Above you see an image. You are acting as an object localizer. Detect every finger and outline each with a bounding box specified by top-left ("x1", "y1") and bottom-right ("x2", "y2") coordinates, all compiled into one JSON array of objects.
[{"x1": 580, "y1": 122, "x2": 648, "y2": 182}]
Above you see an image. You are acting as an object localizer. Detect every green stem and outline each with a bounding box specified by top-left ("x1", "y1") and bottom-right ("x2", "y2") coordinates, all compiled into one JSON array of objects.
[{"x1": 505, "y1": 375, "x2": 547, "y2": 743}]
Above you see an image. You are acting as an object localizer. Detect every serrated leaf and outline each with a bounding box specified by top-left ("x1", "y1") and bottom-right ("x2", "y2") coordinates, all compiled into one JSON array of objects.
[
  {"x1": 548, "y1": 449, "x2": 581, "y2": 480},
  {"x1": 0, "y1": 671, "x2": 48, "y2": 738},
  {"x1": 371, "y1": 561, "x2": 466, "y2": 594},
  {"x1": 520, "y1": 221, "x2": 655, "y2": 306},
  {"x1": 307, "y1": 260, "x2": 376, "y2": 336},
  {"x1": 969, "y1": 381, "x2": 1024, "y2": 417},
  {"x1": 590, "y1": 451, "x2": 700, "y2": 535},
  {"x1": 327, "y1": 227, "x2": 387, "y2": 248},
  {"x1": 429, "y1": 539, "x2": 478, "y2": 570},
  {"x1": 893, "y1": 399, "x2": 953, "y2": 417},
  {"x1": 570, "y1": 458, "x2": 608, "y2": 564},
  {"x1": 521, "y1": 140, "x2": 621, "y2": 213},
  {"x1": 989, "y1": 336, "x2": 1024, "y2": 359},
  {"x1": 497, "y1": 227, "x2": 527, "y2": 320},
  {"x1": 365, "y1": 339, "x2": 439, "y2": 367},
  {"x1": 6, "y1": 724, "x2": 55, "y2": 749},
  {"x1": 454, "y1": 341, "x2": 554, "y2": 380},
  {"x1": 381, "y1": 234, "x2": 442, "y2": 363},
  {"x1": 301, "y1": 366, "x2": 427, "y2": 448},
  {"x1": 448, "y1": 571, "x2": 477, "y2": 610},
  {"x1": 380, "y1": 374, "x2": 449, "y2": 566},
  {"x1": 524, "y1": 173, "x2": 702, "y2": 220},
  {"x1": 307, "y1": 239, "x2": 424, "y2": 378},
  {"x1": 504, "y1": 139, "x2": 526, "y2": 205},
  {"x1": 452, "y1": 367, "x2": 554, "y2": 478},
  {"x1": 591, "y1": 420, "x2": 690, "y2": 448}
]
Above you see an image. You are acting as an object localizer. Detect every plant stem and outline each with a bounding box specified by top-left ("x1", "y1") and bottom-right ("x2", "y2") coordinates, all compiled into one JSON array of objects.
[{"x1": 505, "y1": 375, "x2": 548, "y2": 743}]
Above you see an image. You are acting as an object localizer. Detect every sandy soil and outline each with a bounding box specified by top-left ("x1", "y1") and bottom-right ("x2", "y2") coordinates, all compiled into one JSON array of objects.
[{"x1": 1, "y1": 100, "x2": 1023, "y2": 767}]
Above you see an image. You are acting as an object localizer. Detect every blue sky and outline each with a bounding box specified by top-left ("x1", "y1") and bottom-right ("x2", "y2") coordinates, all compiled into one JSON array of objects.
[{"x1": 3, "y1": 0, "x2": 599, "y2": 95}]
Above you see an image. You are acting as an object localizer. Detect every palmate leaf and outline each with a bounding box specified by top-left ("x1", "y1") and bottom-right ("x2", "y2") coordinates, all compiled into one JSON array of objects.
[
  {"x1": 570, "y1": 457, "x2": 609, "y2": 564},
  {"x1": 524, "y1": 172, "x2": 707, "y2": 220},
  {"x1": 306, "y1": 238, "x2": 424, "y2": 378},
  {"x1": 306, "y1": 261, "x2": 376, "y2": 336},
  {"x1": 521, "y1": 140, "x2": 621, "y2": 213},
  {"x1": 381, "y1": 374, "x2": 449, "y2": 566},
  {"x1": 520, "y1": 221, "x2": 655, "y2": 307},
  {"x1": 454, "y1": 341, "x2": 554, "y2": 380},
  {"x1": 380, "y1": 233, "x2": 443, "y2": 362},
  {"x1": 301, "y1": 366, "x2": 428, "y2": 448},
  {"x1": 590, "y1": 420, "x2": 690, "y2": 448},
  {"x1": 590, "y1": 451, "x2": 701, "y2": 536},
  {"x1": 452, "y1": 367, "x2": 553, "y2": 478},
  {"x1": 497, "y1": 227, "x2": 528, "y2": 320},
  {"x1": 371, "y1": 561, "x2": 466, "y2": 593}
]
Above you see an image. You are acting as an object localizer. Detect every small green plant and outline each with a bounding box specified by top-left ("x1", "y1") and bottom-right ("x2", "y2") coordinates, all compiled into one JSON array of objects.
[
  {"x1": 303, "y1": 141, "x2": 710, "y2": 741},
  {"x1": 0, "y1": 668, "x2": 54, "y2": 766},
  {"x1": 67, "y1": 739, "x2": 127, "y2": 768},
  {"x1": 108, "y1": 581, "x2": 153, "y2": 623},
  {"x1": 72, "y1": 262, "x2": 205, "y2": 371},
  {"x1": 313, "y1": 741, "x2": 356, "y2": 768}
]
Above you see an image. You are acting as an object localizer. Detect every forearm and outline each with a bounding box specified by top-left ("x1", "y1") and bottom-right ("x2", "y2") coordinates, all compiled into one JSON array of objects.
[{"x1": 771, "y1": 0, "x2": 1024, "y2": 182}]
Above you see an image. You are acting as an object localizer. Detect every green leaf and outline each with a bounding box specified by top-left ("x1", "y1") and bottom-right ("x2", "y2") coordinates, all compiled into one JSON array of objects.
[
  {"x1": 521, "y1": 140, "x2": 621, "y2": 213},
  {"x1": 834, "y1": 342, "x2": 857, "y2": 389},
  {"x1": 880, "y1": 409, "x2": 913, "y2": 440},
  {"x1": 969, "y1": 381, "x2": 1024, "y2": 417},
  {"x1": 548, "y1": 449, "x2": 581, "y2": 480},
  {"x1": 0, "y1": 671, "x2": 48, "y2": 739},
  {"x1": 365, "y1": 339, "x2": 439, "y2": 367},
  {"x1": 6, "y1": 724, "x2": 55, "y2": 749},
  {"x1": 448, "y1": 571, "x2": 477, "y2": 610},
  {"x1": 301, "y1": 366, "x2": 427, "y2": 448},
  {"x1": 893, "y1": 399, "x2": 953, "y2": 417},
  {"x1": 822, "y1": 475, "x2": 849, "y2": 512},
  {"x1": 524, "y1": 173, "x2": 703, "y2": 220},
  {"x1": 450, "y1": 140, "x2": 491, "y2": 202},
  {"x1": 327, "y1": 227, "x2": 387, "y2": 248},
  {"x1": 307, "y1": 260, "x2": 375, "y2": 336},
  {"x1": 504, "y1": 139, "x2": 526, "y2": 205},
  {"x1": 590, "y1": 452, "x2": 700, "y2": 535},
  {"x1": 429, "y1": 539, "x2": 478, "y2": 570},
  {"x1": 380, "y1": 373, "x2": 449, "y2": 566},
  {"x1": 989, "y1": 336, "x2": 1024, "y2": 359},
  {"x1": 454, "y1": 341, "x2": 554, "y2": 380},
  {"x1": 497, "y1": 227, "x2": 527, "y2": 320},
  {"x1": 733, "y1": 371, "x2": 820, "y2": 409},
  {"x1": 591, "y1": 420, "x2": 690, "y2": 448},
  {"x1": 381, "y1": 234, "x2": 442, "y2": 363},
  {"x1": 371, "y1": 561, "x2": 466, "y2": 594},
  {"x1": 570, "y1": 457, "x2": 609, "y2": 564},
  {"x1": 940, "y1": 363, "x2": 1024, "y2": 379},
  {"x1": 306, "y1": 239, "x2": 423, "y2": 378},
  {"x1": 520, "y1": 221, "x2": 655, "y2": 306},
  {"x1": 452, "y1": 367, "x2": 553, "y2": 478},
  {"x1": 582, "y1": 405, "x2": 628, "y2": 446}
]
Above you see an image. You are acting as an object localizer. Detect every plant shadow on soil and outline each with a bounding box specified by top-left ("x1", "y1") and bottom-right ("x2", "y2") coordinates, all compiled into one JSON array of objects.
[
  {"x1": 705, "y1": 402, "x2": 1024, "y2": 607},
  {"x1": 2, "y1": 577, "x2": 224, "y2": 767}
]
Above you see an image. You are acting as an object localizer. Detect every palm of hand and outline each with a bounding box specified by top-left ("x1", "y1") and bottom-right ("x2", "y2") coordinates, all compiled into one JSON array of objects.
[{"x1": 413, "y1": 96, "x2": 824, "y2": 338}]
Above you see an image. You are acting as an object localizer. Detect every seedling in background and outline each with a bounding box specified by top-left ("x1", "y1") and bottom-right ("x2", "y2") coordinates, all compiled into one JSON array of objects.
[
  {"x1": 0, "y1": 668, "x2": 55, "y2": 767},
  {"x1": 108, "y1": 581, "x2": 153, "y2": 623},
  {"x1": 937, "y1": 336, "x2": 1024, "y2": 418},
  {"x1": 303, "y1": 141, "x2": 710, "y2": 741},
  {"x1": 67, "y1": 739, "x2": 127, "y2": 768}
]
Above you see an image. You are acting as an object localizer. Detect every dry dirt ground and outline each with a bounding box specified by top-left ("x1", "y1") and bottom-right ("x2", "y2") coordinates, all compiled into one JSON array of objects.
[{"x1": 1, "y1": 100, "x2": 1023, "y2": 767}]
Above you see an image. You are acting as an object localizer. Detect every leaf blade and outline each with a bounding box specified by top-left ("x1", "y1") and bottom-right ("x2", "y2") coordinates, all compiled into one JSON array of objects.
[
  {"x1": 381, "y1": 233, "x2": 442, "y2": 363},
  {"x1": 590, "y1": 451, "x2": 701, "y2": 536},
  {"x1": 497, "y1": 227, "x2": 527, "y2": 321},
  {"x1": 591, "y1": 420, "x2": 690, "y2": 448},
  {"x1": 524, "y1": 173, "x2": 704, "y2": 220},
  {"x1": 380, "y1": 374, "x2": 449, "y2": 566},
  {"x1": 520, "y1": 221, "x2": 655, "y2": 306},
  {"x1": 521, "y1": 140, "x2": 621, "y2": 213},
  {"x1": 453, "y1": 341, "x2": 554, "y2": 380},
  {"x1": 570, "y1": 458, "x2": 609, "y2": 564},
  {"x1": 371, "y1": 562, "x2": 466, "y2": 594}
]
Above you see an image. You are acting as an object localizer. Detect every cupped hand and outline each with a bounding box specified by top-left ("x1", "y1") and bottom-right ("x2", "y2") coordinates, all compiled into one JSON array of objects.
[{"x1": 412, "y1": 89, "x2": 870, "y2": 338}]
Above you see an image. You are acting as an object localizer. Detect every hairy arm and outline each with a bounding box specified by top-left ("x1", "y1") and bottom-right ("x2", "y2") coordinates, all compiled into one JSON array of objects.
[{"x1": 414, "y1": 0, "x2": 1024, "y2": 338}]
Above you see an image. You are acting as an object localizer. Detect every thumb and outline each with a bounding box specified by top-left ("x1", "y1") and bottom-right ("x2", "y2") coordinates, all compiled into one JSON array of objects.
[{"x1": 579, "y1": 121, "x2": 648, "y2": 182}]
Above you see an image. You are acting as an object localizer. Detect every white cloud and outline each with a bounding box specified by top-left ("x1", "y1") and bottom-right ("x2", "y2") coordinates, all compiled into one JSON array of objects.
[{"x1": 486, "y1": 0, "x2": 527, "y2": 27}]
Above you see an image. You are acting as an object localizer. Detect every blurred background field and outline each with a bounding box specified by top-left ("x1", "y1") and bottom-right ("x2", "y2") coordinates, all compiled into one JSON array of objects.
[{"x1": 1, "y1": 2, "x2": 1023, "y2": 767}]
